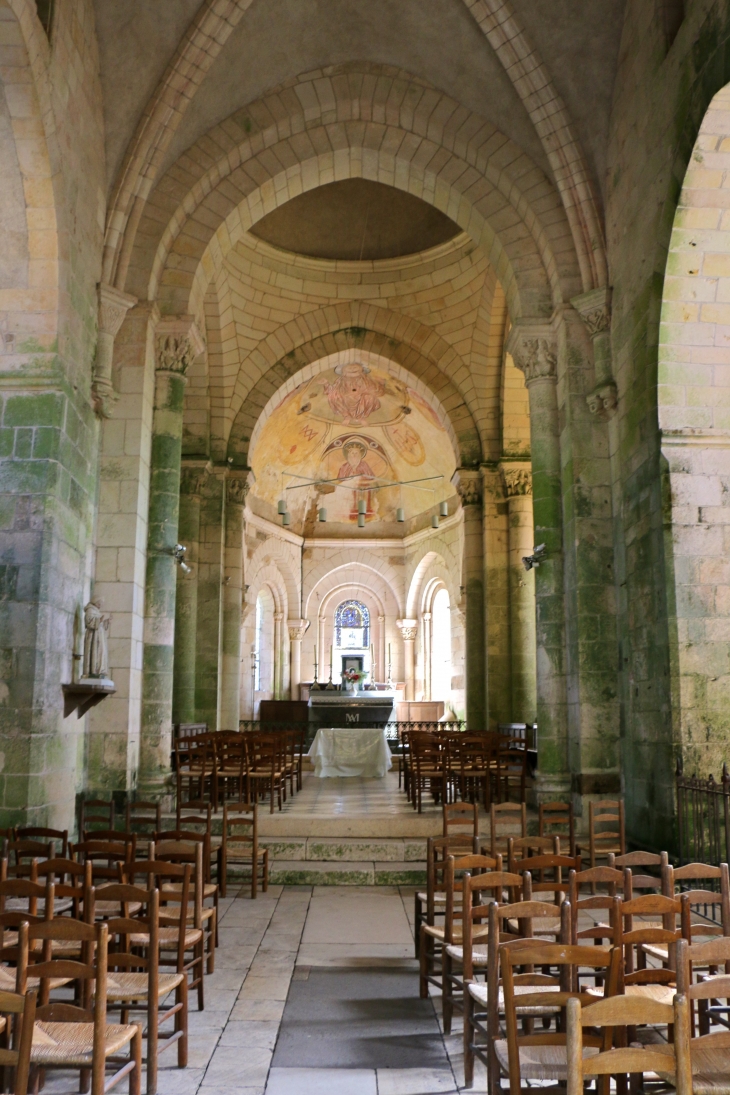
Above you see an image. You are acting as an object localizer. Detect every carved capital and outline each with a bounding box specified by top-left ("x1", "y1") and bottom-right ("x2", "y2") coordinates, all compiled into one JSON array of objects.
[
  {"x1": 452, "y1": 468, "x2": 483, "y2": 507},
  {"x1": 397, "y1": 618, "x2": 418, "y2": 642},
  {"x1": 586, "y1": 380, "x2": 618, "y2": 420},
  {"x1": 180, "y1": 465, "x2": 207, "y2": 496},
  {"x1": 92, "y1": 283, "x2": 137, "y2": 419},
  {"x1": 501, "y1": 463, "x2": 533, "y2": 498},
  {"x1": 506, "y1": 323, "x2": 557, "y2": 385},
  {"x1": 226, "y1": 475, "x2": 249, "y2": 507},
  {"x1": 287, "y1": 618, "x2": 310, "y2": 642},
  {"x1": 571, "y1": 287, "x2": 612, "y2": 339},
  {"x1": 155, "y1": 316, "x2": 204, "y2": 377}
]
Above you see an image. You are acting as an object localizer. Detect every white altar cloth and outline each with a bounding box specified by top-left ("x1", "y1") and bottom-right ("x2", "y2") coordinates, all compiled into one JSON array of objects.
[{"x1": 308, "y1": 727, "x2": 393, "y2": 778}]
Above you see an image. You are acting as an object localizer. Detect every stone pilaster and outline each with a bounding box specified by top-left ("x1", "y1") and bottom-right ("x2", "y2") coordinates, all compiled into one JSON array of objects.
[
  {"x1": 288, "y1": 619, "x2": 309, "y2": 700},
  {"x1": 195, "y1": 471, "x2": 225, "y2": 730},
  {"x1": 572, "y1": 288, "x2": 617, "y2": 421},
  {"x1": 396, "y1": 619, "x2": 418, "y2": 701},
  {"x1": 91, "y1": 283, "x2": 137, "y2": 418},
  {"x1": 172, "y1": 464, "x2": 207, "y2": 726},
  {"x1": 139, "y1": 316, "x2": 204, "y2": 795},
  {"x1": 481, "y1": 465, "x2": 511, "y2": 725},
  {"x1": 507, "y1": 322, "x2": 569, "y2": 796},
  {"x1": 454, "y1": 467, "x2": 486, "y2": 729},
  {"x1": 501, "y1": 461, "x2": 537, "y2": 723},
  {"x1": 220, "y1": 474, "x2": 249, "y2": 730}
]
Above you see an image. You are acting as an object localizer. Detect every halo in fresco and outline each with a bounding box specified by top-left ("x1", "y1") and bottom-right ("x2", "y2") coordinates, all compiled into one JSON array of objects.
[{"x1": 250, "y1": 362, "x2": 454, "y2": 530}]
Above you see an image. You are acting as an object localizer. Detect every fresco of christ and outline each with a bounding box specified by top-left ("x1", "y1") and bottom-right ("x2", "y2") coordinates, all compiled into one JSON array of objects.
[
  {"x1": 337, "y1": 440, "x2": 376, "y2": 520},
  {"x1": 323, "y1": 362, "x2": 385, "y2": 424}
]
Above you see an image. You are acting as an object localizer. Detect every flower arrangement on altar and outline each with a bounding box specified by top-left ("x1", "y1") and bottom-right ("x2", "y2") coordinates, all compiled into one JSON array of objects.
[{"x1": 343, "y1": 668, "x2": 368, "y2": 685}]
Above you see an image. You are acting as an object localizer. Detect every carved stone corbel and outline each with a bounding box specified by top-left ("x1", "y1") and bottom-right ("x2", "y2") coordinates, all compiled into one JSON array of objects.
[
  {"x1": 92, "y1": 283, "x2": 137, "y2": 418},
  {"x1": 571, "y1": 287, "x2": 618, "y2": 419},
  {"x1": 505, "y1": 322, "x2": 557, "y2": 386}
]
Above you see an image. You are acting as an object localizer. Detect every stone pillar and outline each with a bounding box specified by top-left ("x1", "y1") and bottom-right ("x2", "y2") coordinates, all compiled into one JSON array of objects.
[
  {"x1": 455, "y1": 468, "x2": 486, "y2": 729},
  {"x1": 91, "y1": 283, "x2": 137, "y2": 418},
  {"x1": 219, "y1": 474, "x2": 248, "y2": 731},
  {"x1": 482, "y1": 464, "x2": 511, "y2": 725},
  {"x1": 172, "y1": 465, "x2": 206, "y2": 726},
  {"x1": 501, "y1": 463, "x2": 537, "y2": 723},
  {"x1": 273, "y1": 612, "x2": 284, "y2": 698},
  {"x1": 317, "y1": 616, "x2": 326, "y2": 682},
  {"x1": 507, "y1": 323, "x2": 569, "y2": 798},
  {"x1": 194, "y1": 472, "x2": 225, "y2": 730},
  {"x1": 422, "y1": 611, "x2": 432, "y2": 700},
  {"x1": 139, "y1": 316, "x2": 204, "y2": 795},
  {"x1": 397, "y1": 619, "x2": 418, "y2": 700},
  {"x1": 572, "y1": 288, "x2": 617, "y2": 421},
  {"x1": 288, "y1": 620, "x2": 309, "y2": 699},
  {"x1": 378, "y1": 615, "x2": 385, "y2": 683}
]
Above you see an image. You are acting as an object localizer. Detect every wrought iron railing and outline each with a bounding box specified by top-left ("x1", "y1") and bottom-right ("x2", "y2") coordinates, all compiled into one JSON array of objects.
[{"x1": 676, "y1": 756, "x2": 730, "y2": 867}]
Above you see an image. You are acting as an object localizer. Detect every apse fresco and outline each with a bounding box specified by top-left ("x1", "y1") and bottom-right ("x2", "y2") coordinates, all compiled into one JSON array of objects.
[{"x1": 250, "y1": 363, "x2": 456, "y2": 531}]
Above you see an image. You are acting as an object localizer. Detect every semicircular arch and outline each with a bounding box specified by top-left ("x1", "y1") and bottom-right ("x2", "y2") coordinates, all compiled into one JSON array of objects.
[{"x1": 304, "y1": 558, "x2": 404, "y2": 621}]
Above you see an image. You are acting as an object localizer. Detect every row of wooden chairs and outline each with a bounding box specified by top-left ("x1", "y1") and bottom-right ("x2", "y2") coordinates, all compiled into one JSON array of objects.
[
  {"x1": 175, "y1": 728, "x2": 305, "y2": 813},
  {"x1": 400, "y1": 731, "x2": 529, "y2": 812}
]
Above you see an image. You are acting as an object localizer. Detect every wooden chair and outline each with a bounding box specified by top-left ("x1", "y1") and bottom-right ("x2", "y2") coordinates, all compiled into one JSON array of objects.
[
  {"x1": 155, "y1": 828, "x2": 219, "y2": 947},
  {"x1": 217, "y1": 803, "x2": 268, "y2": 899},
  {"x1": 609, "y1": 848, "x2": 668, "y2": 893},
  {"x1": 443, "y1": 801, "x2": 479, "y2": 839},
  {"x1": 214, "y1": 733, "x2": 247, "y2": 808},
  {"x1": 175, "y1": 740, "x2": 215, "y2": 808},
  {"x1": 565, "y1": 988, "x2": 692, "y2": 1095},
  {"x1": 496, "y1": 742, "x2": 528, "y2": 803},
  {"x1": 101, "y1": 883, "x2": 188, "y2": 1095},
  {"x1": 449, "y1": 736, "x2": 494, "y2": 809},
  {"x1": 567, "y1": 865, "x2": 624, "y2": 946},
  {"x1": 676, "y1": 936, "x2": 730, "y2": 1034},
  {"x1": 130, "y1": 857, "x2": 205, "y2": 1011},
  {"x1": 584, "y1": 799, "x2": 625, "y2": 870},
  {"x1": 0, "y1": 986, "x2": 36, "y2": 1095},
  {"x1": 80, "y1": 798, "x2": 115, "y2": 832},
  {"x1": 17, "y1": 918, "x2": 142, "y2": 1095},
  {"x1": 5, "y1": 840, "x2": 52, "y2": 880},
  {"x1": 71, "y1": 838, "x2": 136, "y2": 891},
  {"x1": 463, "y1": 898, "x2": 573, "y2": 1092},
  {"x1": 153, "y1": 839, "x2": 215, "y2": 976},
  {"x1": 36, "y1": 857, "x2": 93, "y2": 924},
  {"x1": 409, "y1": 733, "x2": 446, "y2": 813},
  {"x1": 414, "y1": 834, "x2": 480, "y2": 958},
  {"x1": 511, "y1": 852, "x2": 581, "y2": 908},
  {"x1": 538, "y1": 801, "x2": 576, "y2": 856},
  {"x1": 487, "y1": 801, "x2": 527, "y2": 858},
  {"x1": 498, "y1": 939, "x2": 617, "y2": 1095},
  {"x1": 125, "y1": 801, "x2": 162, "y2": 854},
  {"x1": 16, "y1": 827, "x2": 68, "y2": 859},
  {"x1": 175, "y1": 801, "x2": 219, "y2": 883},
  {"x1": 0, "y1": 876, "x2": 54, "y2": 988},
  {"x1": 614, "y1": 891, "x2": 691, "y2": 1004},
  {"x1": 243, "y1": 734, "x2": 286, "y2": 814}
]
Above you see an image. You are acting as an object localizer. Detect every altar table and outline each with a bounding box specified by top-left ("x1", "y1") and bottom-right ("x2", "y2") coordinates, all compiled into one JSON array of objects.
[{"x1": 308, "y1": 727, "x2": 393, "y2": 778}]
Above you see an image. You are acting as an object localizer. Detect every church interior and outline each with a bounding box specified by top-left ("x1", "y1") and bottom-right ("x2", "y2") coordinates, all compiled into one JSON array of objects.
[{"x1": 2, "y1": 1, "x2": 730, "y2": 1093}]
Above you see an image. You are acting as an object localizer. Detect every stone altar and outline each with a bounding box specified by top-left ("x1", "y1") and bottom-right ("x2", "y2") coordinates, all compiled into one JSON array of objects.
[{"x1": 307, "y1": 691, "x2": 395, "y2": 742}]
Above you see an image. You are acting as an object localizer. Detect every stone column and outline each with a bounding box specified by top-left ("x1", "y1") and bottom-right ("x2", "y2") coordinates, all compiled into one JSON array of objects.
[
  {"x1": 195, "y1": 472, "x2": 224, "y2": 730},
  {"x1": 139, "y1": 316, "x2": 204, "y2": 795},
  {"x1": 273, "y1": 612, "x2": 284, "y2": 698},
  {"x1": 288, "y1": 620, "x2": 309, "y2": 700},
  {"x1": 220, "y1": 474, "x2": 248, "y2": 731},
  {"x1": 317, "y1": 616, "x2": 326, "y2": 682},
  {"x1": 172, "y1": 464, "x2": 206, "y2": 725},
  {"x1": 91, "y1": 283, "x2": 137, "y2": 418},
  {"x1": 482, "y1": 464, "x2": 511, "y2": 725},
  {"x1": 506, "y1": 323, "x2": 569, "y2": 798},
  {"x1": 422, "y1": 611, "x2": 432, "y2": 700},
  {"x1": 501, "y1": 462, "x2": 537, "y2": 722},
  {"x1": 378, "y1": 615, "x2": 385, "y2": 683},
  {"x1": 397, "y1": 619, "x2": 418, "y2": 700},
  {"x1": 455, "y1": 468, "x2": 486, "y2": 729}
]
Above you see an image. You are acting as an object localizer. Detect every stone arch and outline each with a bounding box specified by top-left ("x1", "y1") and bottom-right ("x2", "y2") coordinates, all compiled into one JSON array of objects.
[
  {"x1": 658, "y1": 81, "x2": 730, "y2": 776},
  {"x1": 244, "y1": 538, "x2": 299, "y2": 624},
  {"x1": 0, "y1": 1, "x2": 59, "y2": 357},
  {"x1": 304, "y1": 558, "x2": 404, "y2": 621},
  {"x1": 243, "y1": 346, "x2": 465, "y2": 480},
  {"x1": 226, "y1": 305, "x2": 482, "y2": 466},
  {"x1": 123, "y1": 66, "x2": 582, "y2": 318},
  {"x1": 406, "y1": 549, "x2": 459, "y2": 618}
]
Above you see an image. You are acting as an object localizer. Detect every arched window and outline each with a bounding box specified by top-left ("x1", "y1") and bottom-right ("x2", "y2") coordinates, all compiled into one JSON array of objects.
[
  {"x1": 254, "y1": 588, "x2": 275, "y2": 693},
  {"x1": 335, "y1": 599, "x2": 370, "y2": 649},
  {"x1": 430, "y1": 587, "x2": 452, "y2": 702}
]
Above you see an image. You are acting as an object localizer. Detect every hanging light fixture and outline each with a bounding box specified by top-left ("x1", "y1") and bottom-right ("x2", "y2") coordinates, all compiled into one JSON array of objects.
[
  {"x1": 396, "y1": 507, "x2": 405, "y2": 523},
  {"x1": 440, "y1": 500, "x2": 448, "y2": 517},
  {"x1": 318, "y1": 507, "x2": 327, "y2": 522},
  {"x1": 357, "y1": 513, "x2": 366, "y2": 528},
  {"x1": 357, "y1": 498, "x2": 366, "y2": 515},
  {"x1": 282, "y1": 511, "x2": 291, "y2": 526},
  {"x1": 277, "y1": 499, "x2": 286, "y2": 515},
  {"x1": 431, "y1": 514, "x2": 439, "y2": 528}
]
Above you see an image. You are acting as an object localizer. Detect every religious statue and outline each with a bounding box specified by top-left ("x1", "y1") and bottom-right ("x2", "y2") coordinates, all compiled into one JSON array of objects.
[{"x1": 83, "y1": 598, "x2": 111, "y2": 678}]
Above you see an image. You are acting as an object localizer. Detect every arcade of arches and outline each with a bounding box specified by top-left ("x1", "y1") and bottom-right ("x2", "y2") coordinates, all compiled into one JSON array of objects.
[{"x1": 2, "y1": 0, "x2": 730, "y2": 853}]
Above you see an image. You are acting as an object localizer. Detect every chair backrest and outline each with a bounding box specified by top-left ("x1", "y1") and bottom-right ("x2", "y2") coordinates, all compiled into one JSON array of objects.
[
  {"x1": 222, "y1": 803, "x2": 258, "y2": 851},
  {"x1": 468, "y1": 892, "x2": 568, "y2": 984},
  {"x1": 614, "y1": 892, "x2": 690, "y2": 986},
  {"x1": 565, "y1": 990, "x2": 691, "y2": 1095},
  {"x1": 175, "y1": 799, "x2": 212, "y2": 832},
  {"x1": 507, "y1": 835, "x2": 560, "y2": 866},
  {"x1": 6, "y1": 839, "x2": 53, "y2": 877},
  {"x1": 538, "y1": 801, "x2": 576, "y2": 854},
  {"x1": 676, "y1": 935, "x2": 730, "y2": 996},
  {"x1": 0, "y1": 875, "x2": 54, "y2": 951},
  {"x1": 100, "y1": 883, "x2": 159, "y2": 985},
  {"x1": 19, "y1": 916, "x2": 105, "y2": 1018},
  {"x1": 452, "y1": 868, "x2": 524, "y2": 946},
  {"x1": 80, "y1": 797, "x2": 115, "y2": 832},
  {"x1": 488, "y1": 801, "x2": 527, "y2": 856},
  {"x1": 511, "y1": 853, "x2": 581, "y2": 902},
  {"x1": 664, "y1": 861, "x2": 730, "y2": 933},
  {"x1": 71, "y1": 837, "x2": 136, "y2": 884},
  {"x1": 16, "y1": 827, "x2": 68, "y2": 859},
  {"x1": 0, "y1": 985, "x2": 36, "y2": 1095},
  {"x1": 125, "y1": 800, "x2": 162, "y2": 836},
  {"x1": 443, "y1": 801, "x2": 478, "y2": 838},
  {"x1": 151, "y1": 840, "x2": 204, "y2": 926},
  {"x1": 567, "y1": 867, "x2": 623, "y2": 943},
  {"x1": 156, "y1": 829, "x2": 212, "y2": 882},
  {"x1": 588, "y1": 799, "x2": 626, "y2": 856},
  {"x1": 501, "y1": 939, "x2": 617, "y2": 1095},
  {"x1": 36, "y1": 857, "x2": 92, "y2": 919}
]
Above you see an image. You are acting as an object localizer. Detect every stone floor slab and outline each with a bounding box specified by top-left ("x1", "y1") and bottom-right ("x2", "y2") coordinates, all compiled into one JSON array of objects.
[{"x1": 265, "y1": 1067, "x2": 377, "y2": 1095}]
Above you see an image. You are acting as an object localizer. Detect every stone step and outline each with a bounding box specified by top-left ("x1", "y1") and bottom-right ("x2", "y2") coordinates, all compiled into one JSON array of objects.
[
  {"x1": 268, "y1": 860, "x2": 427, "y2": 886},
  {"x1": 259, "y1": 836, "x2": 427, "y2": 862}
]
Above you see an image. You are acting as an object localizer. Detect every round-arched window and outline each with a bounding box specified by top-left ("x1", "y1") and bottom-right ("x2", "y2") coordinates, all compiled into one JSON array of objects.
[{"x1": 335, "y1": 599, "x2": 370, "y2": 649}]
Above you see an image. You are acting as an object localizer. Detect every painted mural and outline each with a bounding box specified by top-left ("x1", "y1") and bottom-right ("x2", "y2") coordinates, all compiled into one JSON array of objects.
[{"x1": 250, "y1": 362, "x2": 455, "y2": 531}]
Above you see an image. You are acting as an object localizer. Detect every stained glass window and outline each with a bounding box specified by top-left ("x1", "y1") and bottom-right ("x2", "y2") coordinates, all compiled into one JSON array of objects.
[{"x1": 335, "y1": 599, "x2": 370, "y2": 649}]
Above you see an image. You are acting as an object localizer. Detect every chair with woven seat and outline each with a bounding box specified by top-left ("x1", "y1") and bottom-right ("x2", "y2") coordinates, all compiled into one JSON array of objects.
[
  {"x1": 16, "y1": 828, "x2": 68, "y2": 860},
  {"x1": 538, "y1": 801, "x2": 576, "y2": 856},
  {"x1": 175, "y1": 739, "x2": 215, "y2": 809},
  {"x1": 495, "y1": 741, "x2": 528, "y2": 803},
  {"x1": 217, "y1": 803, "x2": 268, "y2": 899},
  {"x1": 498, "y1": 939, "x2": 617, "y2": 1095},
  {"x1": 71, "y1": 838, "x2": 136, "y2": 890},
  {"x1": 414, "y1": 834, "x2": 481, "y2": 959},
  {"x1": 583, "y1": 799, "x2": 625, "y2": 872},
  {"x1": 409, "y1": 733, "x2": 446, "y2": 813},
  {"x1": 443, "y1": 801, "x2": 479, "y2": 839},
  {"x1": 463, "y1": 897, "x2": 573, "y2": 1091},
  {"x1": 130, "y1": 856, "x2": 205, "y2": 1012},
  {"x1": 125, "y1": 802, "x2": 161, "y2": 856},
  {"x1": 17, "y1": 918, "x2": 142, "y2": 1095},
  {"x1": 101, "y1": 883, "x2": 188, "y2": 1095},
  {"x1": 487, "y1": 801, "x2": 527, "y2": 858},
  {"x1": 567, "y1": 865, "x2": 624, "y2": 947},
  {"x1": 214, "y1": 733, "x2": 247, "y2": 809},
  {"x1": 244, "y1": 734, "x2": 286, "y2": 814},
  {"x1": 449, "y1": 736, "x2": 495, "y2": 809},
  {"x1": 609, "y1": 848, "x2": 669, "y2": 893},
  {"x1": 154, "y1": 829, "x2": 219, "y2": 946},
  {"x1": 0, "y1": 986, "x2": 36, "y2": 1095},
  {"x1": 566, "y1": 988, "x2": 692, "y2": 1095},
  {"x1": 5, "y1": 840, "x2": 53, "y2": 881},
  {"x1": 152, "y1": 839, "x2": 216, "y2": 976},
  {"x1": 80, "y1": 798, "x2": 115, "y2": 833},
  {"x1": 614, "y1": 891, "x2": 691, "y2": 1005}
]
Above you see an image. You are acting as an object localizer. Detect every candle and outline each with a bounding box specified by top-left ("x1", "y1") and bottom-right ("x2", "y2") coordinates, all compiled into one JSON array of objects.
[
  {"x1": 330, "y1": 645, "x2": 332, "y2": 669},
  {"x1": 388, "y1": 642, "x2": 391, "y2": 661}
]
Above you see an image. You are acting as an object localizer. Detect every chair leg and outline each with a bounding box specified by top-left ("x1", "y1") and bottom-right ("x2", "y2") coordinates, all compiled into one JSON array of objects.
[
  {"x1": 207, "y1": 910, "x2": 216, "y2": 974},
  {"x1": 463, "y1": 984, "x2": 474, "y2": 1089},
  {"x1": 146, "y1": 995, "x2": 158, "y2": 1095},
  {"x1": 130, "y1": 1024, "x2": 142, "y2": 1095},
  {"x1": 419, "y1": 926, "x2": 431, "y2": 998},
  {"x1": 442, "y1": 950, "x2": 454, "y2": 1034},
  {"x1": 177, "y1": 975, "x2": 188, "y2": 1068}
]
